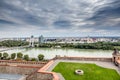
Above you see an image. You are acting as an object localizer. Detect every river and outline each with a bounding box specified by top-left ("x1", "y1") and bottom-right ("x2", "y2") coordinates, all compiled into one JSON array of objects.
[{"x1": 2, "y1": 48, "x2": 113, "y2": 59}]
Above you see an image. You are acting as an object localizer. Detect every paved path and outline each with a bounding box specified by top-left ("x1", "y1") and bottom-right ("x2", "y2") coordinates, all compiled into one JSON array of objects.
[{"x1": 46, "y1": 60, "x2": 120, "y2": 80}]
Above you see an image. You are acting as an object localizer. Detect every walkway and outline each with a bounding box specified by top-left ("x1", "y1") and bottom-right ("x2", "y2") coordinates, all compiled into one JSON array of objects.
[
  {"x1": 46, "y1": 60, "x2": 120, "y2": 80},
  {"x1": 0, "y1": 46, "x2": 29, "y2": 52}
]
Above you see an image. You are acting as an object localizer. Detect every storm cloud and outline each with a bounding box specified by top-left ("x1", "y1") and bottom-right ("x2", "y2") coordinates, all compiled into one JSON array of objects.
[{"x1": 0, "y1": 0, "x2": 120, "y2": 37}]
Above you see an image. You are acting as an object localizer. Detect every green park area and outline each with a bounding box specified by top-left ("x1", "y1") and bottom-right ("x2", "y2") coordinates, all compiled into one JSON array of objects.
[{"x1": 53, "y1": 62, "x2": 120, "y2": 80}]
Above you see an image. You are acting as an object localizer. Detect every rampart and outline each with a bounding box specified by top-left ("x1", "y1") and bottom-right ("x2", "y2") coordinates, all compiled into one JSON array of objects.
[
  {"x1": 0, "y1": 60, "x2": 56, "y2": 80},
  {"x1": 53, "y1": 56, "x2": 112, "y2": 62}
]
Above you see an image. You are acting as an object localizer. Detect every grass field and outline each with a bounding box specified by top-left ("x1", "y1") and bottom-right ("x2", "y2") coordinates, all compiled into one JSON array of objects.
[{"x1": 52, "y1": 62, "x2": 120, "y2": 80}]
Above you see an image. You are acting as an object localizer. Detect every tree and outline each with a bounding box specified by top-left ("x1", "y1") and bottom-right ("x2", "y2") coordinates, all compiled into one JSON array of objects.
[
  {"x1": 0, "y1": 40, "x2": 29, "y2": 47},
  {"x1": 0, "y1": 53, "x2": 2, "y2": 58},
  {"x1": 17, "y1": 52, "x2": 23, "y2": 59},
  {"x1": 3, "y1": 52, "x2": 9, "y2": 59},
  {"x1": 11, "y1": 53, "x2": 16, "y2": 59},
  {"x1": 0, "y1": 53, "x2": 2, "y2": 60},
  {"x1": 38, "y1": 54, "x2": 44, "y2": 61},
  {"x1": 23, "y1": 55, "x2": 29, "y2": 61}
]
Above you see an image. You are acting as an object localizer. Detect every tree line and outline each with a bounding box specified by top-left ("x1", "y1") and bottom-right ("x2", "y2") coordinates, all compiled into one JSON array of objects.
[
  {"x1": 36, "y1": 42, "x2": 120, "y2": 50},
  {"x1": 0, "y1": 40, "x2": 29, "y2": 47},
  {"x1": 0, "y1": 40, "x2": 120, "y2": 50},
  {"x1": 0, "y1": 52, "x2": 44, "y2": 61}
]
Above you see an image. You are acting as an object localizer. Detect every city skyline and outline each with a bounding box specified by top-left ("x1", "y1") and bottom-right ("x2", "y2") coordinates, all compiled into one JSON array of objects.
[{"x1": 0, "y1": 0, "x2": 120, "y2": 38}]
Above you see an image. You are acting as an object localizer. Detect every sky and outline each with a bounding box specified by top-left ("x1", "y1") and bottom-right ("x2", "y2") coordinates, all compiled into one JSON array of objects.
[{"x1": 0, "y1": 0, "x2": 120, "y2": 38}]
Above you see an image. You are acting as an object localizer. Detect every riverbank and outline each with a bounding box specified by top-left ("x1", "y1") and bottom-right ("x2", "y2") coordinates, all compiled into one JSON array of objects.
[
  {"x1": 36, "y1": 42, "x2": 120, "y2": 50},
  {"x1": 0, "y1": 46, "x2": 29, "y2": 52}
]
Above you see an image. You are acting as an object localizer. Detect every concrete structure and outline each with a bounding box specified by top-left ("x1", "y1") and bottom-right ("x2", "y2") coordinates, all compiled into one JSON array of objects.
[
  {"x1": 29, "y1": 35, "x2": 34, "y2": 47},
  {"x1": 75, "y1": 69, "x2": 84, "y2": 75},
  {"x1": 39, "y1": 35, "x2": 44, "y2": 44}
]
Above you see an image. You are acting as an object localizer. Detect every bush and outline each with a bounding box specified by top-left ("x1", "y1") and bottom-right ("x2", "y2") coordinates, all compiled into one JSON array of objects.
[
  {"x1": 0, "y1": 53, "x2": 2, "y2": 58},
  {"x1": 11, "y1": 53, "x2": 16, "y2": 59},
  {"x1": 23, "y1": 55, "x2": 29, "y2": 61},
  {"x1": 3, "y1": 52, "x2": 9, "y2": 59},
  {"x1": 17, "y1": 52, "x2": 23, "y2": 59},
  {"x1": 38, "y1": 54, "x2": 44, "y2": 61}
]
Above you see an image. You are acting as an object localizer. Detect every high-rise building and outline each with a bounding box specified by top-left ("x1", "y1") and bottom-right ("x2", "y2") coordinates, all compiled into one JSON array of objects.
[
  {"x1": 29, "y1": 35, "x2": 34, "y2": 47},
  {"x1": 39, "y1": 35, "x2": 44, "y2": 44}
]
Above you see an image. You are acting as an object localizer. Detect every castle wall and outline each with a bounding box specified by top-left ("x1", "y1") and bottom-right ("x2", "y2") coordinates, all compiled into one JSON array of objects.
[
  {"x1": 0, "y1": 65, "x2": 38, "y2": 75},
  {"x1": 53, "y1": 56, "x2": 112, "y2": 62}
]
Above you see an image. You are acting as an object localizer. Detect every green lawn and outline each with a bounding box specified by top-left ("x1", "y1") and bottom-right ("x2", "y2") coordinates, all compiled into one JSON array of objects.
[{"x1": 52, "y1": 62, "x2": 120, "y2": 80}]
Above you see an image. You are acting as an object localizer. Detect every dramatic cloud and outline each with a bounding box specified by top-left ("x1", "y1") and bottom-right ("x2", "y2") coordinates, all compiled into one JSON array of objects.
[{"x1": 0, "y1": 0, "x2": 120, "y2": 37}]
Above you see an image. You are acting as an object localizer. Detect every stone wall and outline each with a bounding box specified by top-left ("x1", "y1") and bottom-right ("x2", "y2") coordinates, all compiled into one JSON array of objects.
[
  {"x1": 0, "y1": 65, "x2": 38, "y2": 75},
  {"x1": 26, "y1": 60, "x2": 57, "y2": 80},
  {"x1": 26, "y1": 72, "x2": 53, "y2": 80},
  {"x1": 0, "y1": 60, "x2": 54, "y2": 80},
  {"x1": 53, "y1": 56, "x2": 112, "y2": 62},
  {"x1": 0, "y1": 60, "x2": 47, "y2": 67},
  {"x1": 37, "y1": 72, "x2": 53, "y2": 80}
]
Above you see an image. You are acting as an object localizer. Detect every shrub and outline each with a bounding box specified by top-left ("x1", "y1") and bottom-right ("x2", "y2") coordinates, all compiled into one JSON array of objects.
[
  {"x1": 3, "y1": 52, "x2": 9, "y2": 59},
  {"x1": 11, "y1": 53, "x2": 16, "y2": 59},
  {"x1": 38, "y1": 54, "x2": 44, "y2": 61},
  {"x1": 0, "y1": 53, "x2": 2, "y2": 58},
  {"x1": 23, "y1": 54, "x2": 29, "y2": 61},
  {"x1": 17, "y1": 52, "x2": 23, "y2": 59}
]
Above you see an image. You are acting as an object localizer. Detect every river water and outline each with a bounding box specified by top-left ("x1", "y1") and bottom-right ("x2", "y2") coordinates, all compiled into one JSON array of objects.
[{"x1": 2, "y1": 48, "x2": 113, "y2": 59}]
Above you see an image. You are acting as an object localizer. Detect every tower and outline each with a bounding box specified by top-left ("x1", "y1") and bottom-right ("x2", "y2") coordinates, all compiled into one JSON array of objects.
[
  {"x1": 112, "y1": 49, "x2": 120, "y2": 65},
  {"x1": 29, "y1": 35, "x2": 34, "y2": 47},
  {"x1": 39, "y1": 35, "x2": 44, "y2": 44}
]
